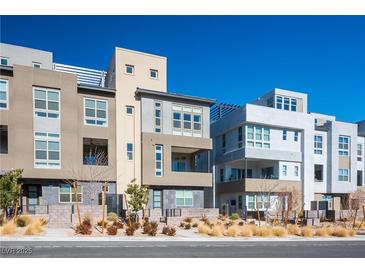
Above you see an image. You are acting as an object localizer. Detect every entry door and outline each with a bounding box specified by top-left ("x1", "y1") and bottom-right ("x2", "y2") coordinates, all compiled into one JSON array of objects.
[{"x1": 27, "y1": 185, "x2": 39, "y2": 214}]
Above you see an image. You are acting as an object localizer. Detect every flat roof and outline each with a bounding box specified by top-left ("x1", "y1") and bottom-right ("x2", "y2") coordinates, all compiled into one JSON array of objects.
[
  {"x1": 77, "y1": 83, "x2": 115, "y2": 94},
  {"x1": 136, "y1": 88, "x2": 216, "y2": 106}
]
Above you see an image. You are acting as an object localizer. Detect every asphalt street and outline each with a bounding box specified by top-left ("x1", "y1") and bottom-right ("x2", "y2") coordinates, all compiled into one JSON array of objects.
[{"x1": 1, "y1": 240, "x2": 365, "y2": 258}]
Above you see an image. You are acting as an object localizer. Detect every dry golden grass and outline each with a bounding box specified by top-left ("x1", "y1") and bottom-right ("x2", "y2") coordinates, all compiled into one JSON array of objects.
[
  {"x1": 209, "y1": 224, "x2": 224, "y2": 237},
  {"x1": 239, "y1": 225, "x2": 254, "y2": 237},
  {"x1": 254, "y1": 226, "x2": 273, "y2": 237},
  {"x1": 355, "y1": 221, "x2": 365, "y2": 229},
  {"x1": 315, "y1": 227, "x2": 330, "y2": 237},
  {"x1": 17, "y1": 215, "x2": 33, "y2": 226},
  {"x1": 301, "y1": 226, "x2": 314, "y2": 237},
  {"x1": 287, "y1": 224, "x2": 301, "y2": 235},
  {"x1": 198, "y1": 223, "x2": 212, "y2": 235},
  {"x1": 332, "y1": 227, "x2": 354, "y2": 237},
  {"x1": 226, "y1": 225, "x2": 239, "y2": 237},
  {"x1": 24, "y1": 219, "x2": 44, "y2": 235},
  {"x1": 0, "y1": 221, "x2": 17, "y2": 235},
  {"x1": 272, "y1": 226, "x2": 288, "y2": 237}
]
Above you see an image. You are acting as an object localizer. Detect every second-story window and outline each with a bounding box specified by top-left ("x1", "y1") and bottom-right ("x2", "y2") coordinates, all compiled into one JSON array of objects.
[
  {"x1": 357, "y1": 144, "x2": 363, "y2": 161},
  {"x1": 314, "y1": 135, "x2": 323, "y2": 154},
  {"x1": 238, "y1": 126, "x2": 243, "y2": 148},
  {"x1": 338, "y1": 169, "x2": 349, "y2": 182},
  {"x1": 33, "y1": 87, "x2": 60, "y2": 119},
  {"x1": 150, "y1": 69, "x2": 158, "y2": 79},
  {"x1": 282, "y1": 129, "x2": 287, "y2": 141},
  {"x1": 246, "y1": 125, "x2": 270, "y2": 149},
  {"x1": 84, "y1": 98, "x2": 107, "y2": 126},
  {"x1": 339, "y1": 136, "x2": 350, "y2": 156},
  {"x1": 222, "y1": 134, "x2": 226, "y2": 153},
  {"x1": 154, "y1": 101, "x2": 162, "y2": 133},
  {"x1": 0, "y1": 79, "x2": 9, "y2": 109},
  {"x1": 34, "y1": 132, "x2": 60, "y2": 169}
]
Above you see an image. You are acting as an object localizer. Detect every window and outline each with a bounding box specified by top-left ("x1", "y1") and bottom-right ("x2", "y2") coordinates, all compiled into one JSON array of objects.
[
  {"x1": 246, "y1": 125, "x2": 270, "y2": 149},
  {"x1": 33, "y1": 87, "x2": 60, "y2": 118},
  {"x1": 125, "y1": 64, "x2": 134, "y2": 75},
  {"x1": 291, "y1": 98, "x2": 297, "y2": 111},
  {"x1": 282, "y1": 165, "x2": 287, "y2": 176},
  {"x1": 357, "y1": 144, "x2": 363, "y2": 161},
  {"x1": 172, "y1": 104, "x2": 202, "y2": 137},
  {"x1": 238, "y1": 126, "x2": 243, "y2": 148},
  {"x1": 59, "y1": 184, "x2": 82, "y2": 203},
  {"x1": 150, "y1": 69, "x2": 158, "y2": 79},
  {"x1": 83, "y1": 138, "x2": 108, "y2": 166},
  {"x1": 154, "y1": 101, "x2": 162, "y2": 133},
  {"x1": 338, "y1": 169, "x2": 349, "y2": 182},
  {"x1": 153, "y1": 190, "x2": 162, "y2": 208},
  {"x1": 247, "y1": 195, "x2": 255, "y2": 210},
  {"x1": 34, "y1": 132, "x2": 60, "y2": 168},
  {"x1": 358, "y1": 171, "x2": 363, "y2": 187},
  {"x1": 339, "y1": 136, "x2": 350, "y2": 156},
  {"x1": 32, "y1": 62, "x2": 41, "y2": 68},
  {"x1": 276, "y1": 96, "x2": 283, "y2": 109},
  {"x1": 0, "y1": 79, "x2": 8, "y2": 109},
  {"x1": 126, "y1": 143, "x2": 133, "y2": 160},
  {"x1": 155, "y1": 145, "x2": 163, "y2": 177},
  {"x1": 282, "y1": 129, "x2": 287, "y2": 141},
  {"x1": 284, "y1": 97, "x2": 290, "y2": 110},
  {"x1": 126, "y1": 105, "x2": 134, "y2": 115},
  {"x1": 84, "y1": 98, "x2": 107, "y2": 126},
  {"x1": 0, "y1": 125, "x2": 8, "y2": 154},
  {"x1": 220, "y1": 168, "x2": 224, "y2": 182},
  {"x1": 1, "y1": 57, "x2": 8, "y2": 66},
  {"x1": 294, "y1": 131, "x2": 299, "y2": 142},
  {"x1": 176, "y1": 190, "x2": 193, "y2": 207},
  {"x1": 315, "y1": 165, "x2": 323, "y2": 182},
  {"x1": 314, "y1": 135, "x2": 323, "y2": 154},
  {"x1": 294, "y1": 166, "x2": 299, "y2": 177},
  {"x1": 222, "y1": 134, "x2": 226, "y2": 153}
]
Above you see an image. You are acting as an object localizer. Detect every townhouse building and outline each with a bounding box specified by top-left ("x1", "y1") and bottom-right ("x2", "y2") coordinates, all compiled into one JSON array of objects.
[
  {"x1": 211, "y1": 88, "x2": 365, "y2": 213},
  {"x1": 0, "y1": 43, "x2": 215, "y2": 217}
]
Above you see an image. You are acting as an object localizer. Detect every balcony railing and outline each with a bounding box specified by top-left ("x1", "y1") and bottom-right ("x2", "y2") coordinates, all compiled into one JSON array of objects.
[{"x1": 171, "y1": 168, "x2": 210, "y2": 173}]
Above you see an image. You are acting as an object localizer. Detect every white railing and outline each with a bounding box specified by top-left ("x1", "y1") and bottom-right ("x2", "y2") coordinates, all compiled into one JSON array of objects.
[{"x1": 53, "y1": 63, "x2": 107, "y2": 87}]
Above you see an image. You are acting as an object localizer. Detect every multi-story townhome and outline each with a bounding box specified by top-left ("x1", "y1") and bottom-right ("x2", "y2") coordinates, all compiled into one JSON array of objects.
[
  {"x1": 211, "y1": 88, "x2": 364, "y2": 213},
  {"x1": 0, "y1": 43, "x2": 215, "y2": 218},
  {"x1": 0, "y1": 43, "x2": 117, "y2": 214}
]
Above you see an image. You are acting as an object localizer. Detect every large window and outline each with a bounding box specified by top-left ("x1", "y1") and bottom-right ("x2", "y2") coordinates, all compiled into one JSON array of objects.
[
  {"x1": 84, "y1": 98, "x2": 107, "y2": 126},
  {"x1": 34, "y1": 132, "x2": 60, "y2": 168},
  {"x1": 338, "y1": 169, "x2": 349, "y2": 182},
  {"x1": 33, "y1": 87, "x2": 60, "y2": 119},
  {"x1": 0, "y1": 125, "x2": 8, "y2": 154},
  {"x1": 59, "y1": 184, "x2": 82, "y2": 203},
  {"x1": 339, "y1": 136, "x2": 350, "y2": 156},
  {"x1": 127, "y1": 143, "x2": 133, "y2": 160},
  {"x1": 238, "y1": 126, "x2": 243, "y2": 148},
  {"x1": 155, "y1": 145, "x2": 163, "y2": 177},
  {"x1": 0, "y1": 79, "x2": 8, "y2": 109},
  {"x1": 154, "y1": 101, "x2": 162, "y2": 133},
  {"x1": 275, "y1": 95, "x2": 298, "y2": 112},
  {"x1": 172, "y1": 104, "x2": 202, "y2": 137},
  {"x1": 83, "y1": 138, "x2": 108, "y2": 166},
  {"x1": 246, "y1": 125, "x2": 270, "y2": 149},
  {"x1": 358, "y1": 144, "x2": 363, "y2": 161},
  {"x1": 176, "y1": 190, "x2": 193, "y2": 207},
  {"x1": 314, "y1": 135, "x2": 323, "y2": 154}
]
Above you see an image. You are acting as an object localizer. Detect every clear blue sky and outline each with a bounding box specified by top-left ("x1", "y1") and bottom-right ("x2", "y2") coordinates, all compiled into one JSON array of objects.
[{"x1": 1, "y1": 16, "x2": 364, "y2": 122}]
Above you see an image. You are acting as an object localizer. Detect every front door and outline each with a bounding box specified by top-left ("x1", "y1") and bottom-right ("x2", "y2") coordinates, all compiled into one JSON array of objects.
[{"x1": 27, "y1": 185, "x2": 39, "y2": 214}]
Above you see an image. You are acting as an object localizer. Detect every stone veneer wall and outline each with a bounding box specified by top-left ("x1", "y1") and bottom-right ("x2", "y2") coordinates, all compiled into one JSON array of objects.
[{"x1": 166, "y1": 208, "x2": 219, "y2": 225}]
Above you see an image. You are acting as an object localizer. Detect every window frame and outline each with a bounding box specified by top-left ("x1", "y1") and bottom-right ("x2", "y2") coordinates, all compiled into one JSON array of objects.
[
  {"x1": 153, "y1": 190, "x2": 162, "y2": 208},
  {"x1": 150, "y1": 69, "x2": 158, "y2": 79},
  {"x1": 155, "y1": 144, "x2": 163, "y2": 177},
  {"x1": 357, "y1": 143, "x2": 363, "y2": 161},
  {"x1": 0, "y1": 79, "x2": 9, "y2": 110},
  {"x1": 154, "y1": 101, "x2": 162, "y2": 133},
  {"x1": 33, "y1": 87, "x2": 60, "y2": 119},
  {"x1": 314, "y1": 135, "x2": 323, "y2": 155},
  {"x1": 59, "y1": 184, "x2": 83, "y2": 203},
  {"x1": 34, "y1": 132, "x2": 61, "y2": 169},
  {"x1": 175, "y1": 190, "x2": 193, "y2": 207},
  {"x1": 125, "y1": 64, "x2": 135, "y2": 75},
  {"x1": 338, "y1": 168, "x2": 349, "y2": 182},
  {"x1": 83, "y1": 97, "x2": 108, "y2": 127},
  {"x1": 0, "y1": 57, "x2": 9, "y2": 66},
  {"x1": 126, "y1": 143, "x2": 134, "y2": 161},
  {"x1": 338, "y1": 135, "x2": 350, "y2": 156}
]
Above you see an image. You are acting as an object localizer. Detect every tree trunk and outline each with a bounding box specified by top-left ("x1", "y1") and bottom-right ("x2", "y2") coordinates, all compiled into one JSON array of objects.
[
  {"x1": 73, "y1": 182, "x2": 81, "y2": 226},
  {"x1": 256, "y1": 199, "x2": 261, "y2": 226},
  {"x1": 101, "y1": 181, "x2": 107, "y2": 234},
  {"x1": 352, "y1": 208, "x2": 358, "y2": 229}
]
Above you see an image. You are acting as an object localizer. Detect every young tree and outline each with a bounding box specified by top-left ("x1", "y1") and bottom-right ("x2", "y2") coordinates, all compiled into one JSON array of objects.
[
  {"x1": 0, "y1": 169, "x2": 23, "y2": 220},
  {"x1": 125, "y1": 181, "x2": 149, "y2": 223}
]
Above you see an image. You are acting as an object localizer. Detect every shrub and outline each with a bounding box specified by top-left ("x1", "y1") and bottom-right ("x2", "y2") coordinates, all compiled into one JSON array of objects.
[
  {"x1": 114, "y1": 220, "x2": 124, "y2": 229},
  {"x1": 209, "y1": 224, "x2": 224, "y2": 237},
  {"x1": 184, "y1": 217, "x2": 192, "y2": 223},
  {"x1": 179, "y1": 222, "x2": 185, "y2": 228},
  {"x1": 200, "y1": 216, "x2": 209, "y2": 223},
  {"x1": 192, "y1": 222, "x2": 198, "y2": 228},
  {"x1": 126, "y1": 223, "x2": 137, "y2": 236},
  {"x1": 184, "y1": 223, "x2": 191, "y2": 230},
  {"x1": 218, "y1": 214, "x2": 226, "y2": 221},
  {"x1": 301, "y1": 226, "x2": 314, "y2": 237},
  {"x1": 24, "y1": 219, "x2": 43, "y2": 235},
  {"x1": 254, "y1": 226, "x2": 273, "y2": 237},
  {"x1": 198, "y1": 223, "x2": 212, "y2": 235},
  {"x1": 107, "y1": 212, "x2": 118, "y2": 222},
  {"x1": 287, "y1": 224, "x2": 301, "y2": 235},
  {"x1": 16, "y1": 215, "x2": 32, "y2": 227},
  {"x1": 148, "y1": 221, "x2": 158, "y2": 236},
  {"x1": 229, "y1": 213, "x2": 239, "y2": 220},
  {"x1": 0, "y1": 221, "x2": 17, "y2": 235},
  {"x1": 239, "y1": 225, "x2": 254, "y2": 237},
  {"x1": 272, "y1": 226, "x2": 287, "y2": 237},
  {"x1": 39, "y1": 218, "x2": 48, "y2": 226},
  {"x1": 225, "y1": 221, "x2": 234, "y2": 228},
  {"x1": 348, "y1": 229, "x2": 356, "y2": 237},
  {"x1": 107, "y1": 225, "x2": 118, "y2": 236},
  {"x1": 226, "y1": 225, "x2": 239, "y2": 237},
  {"x1": 315, "y1": 227, "x2": 330, "y2": 237},
  {"x1": 332, "y1": 227, "x2": 354, "y2": 237},
  {"x1": 238, "y1": 221, "x2": 244, "y2": 226},
  {"x1": 76, "y1": 218, "x2": 92, "y2": 235},
  {"x1": 97, "y1": 220, "x2": 108, "y2": 228},
  {"x1": 162, "y1": 225, "x2": 176, "y2": 236}
]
